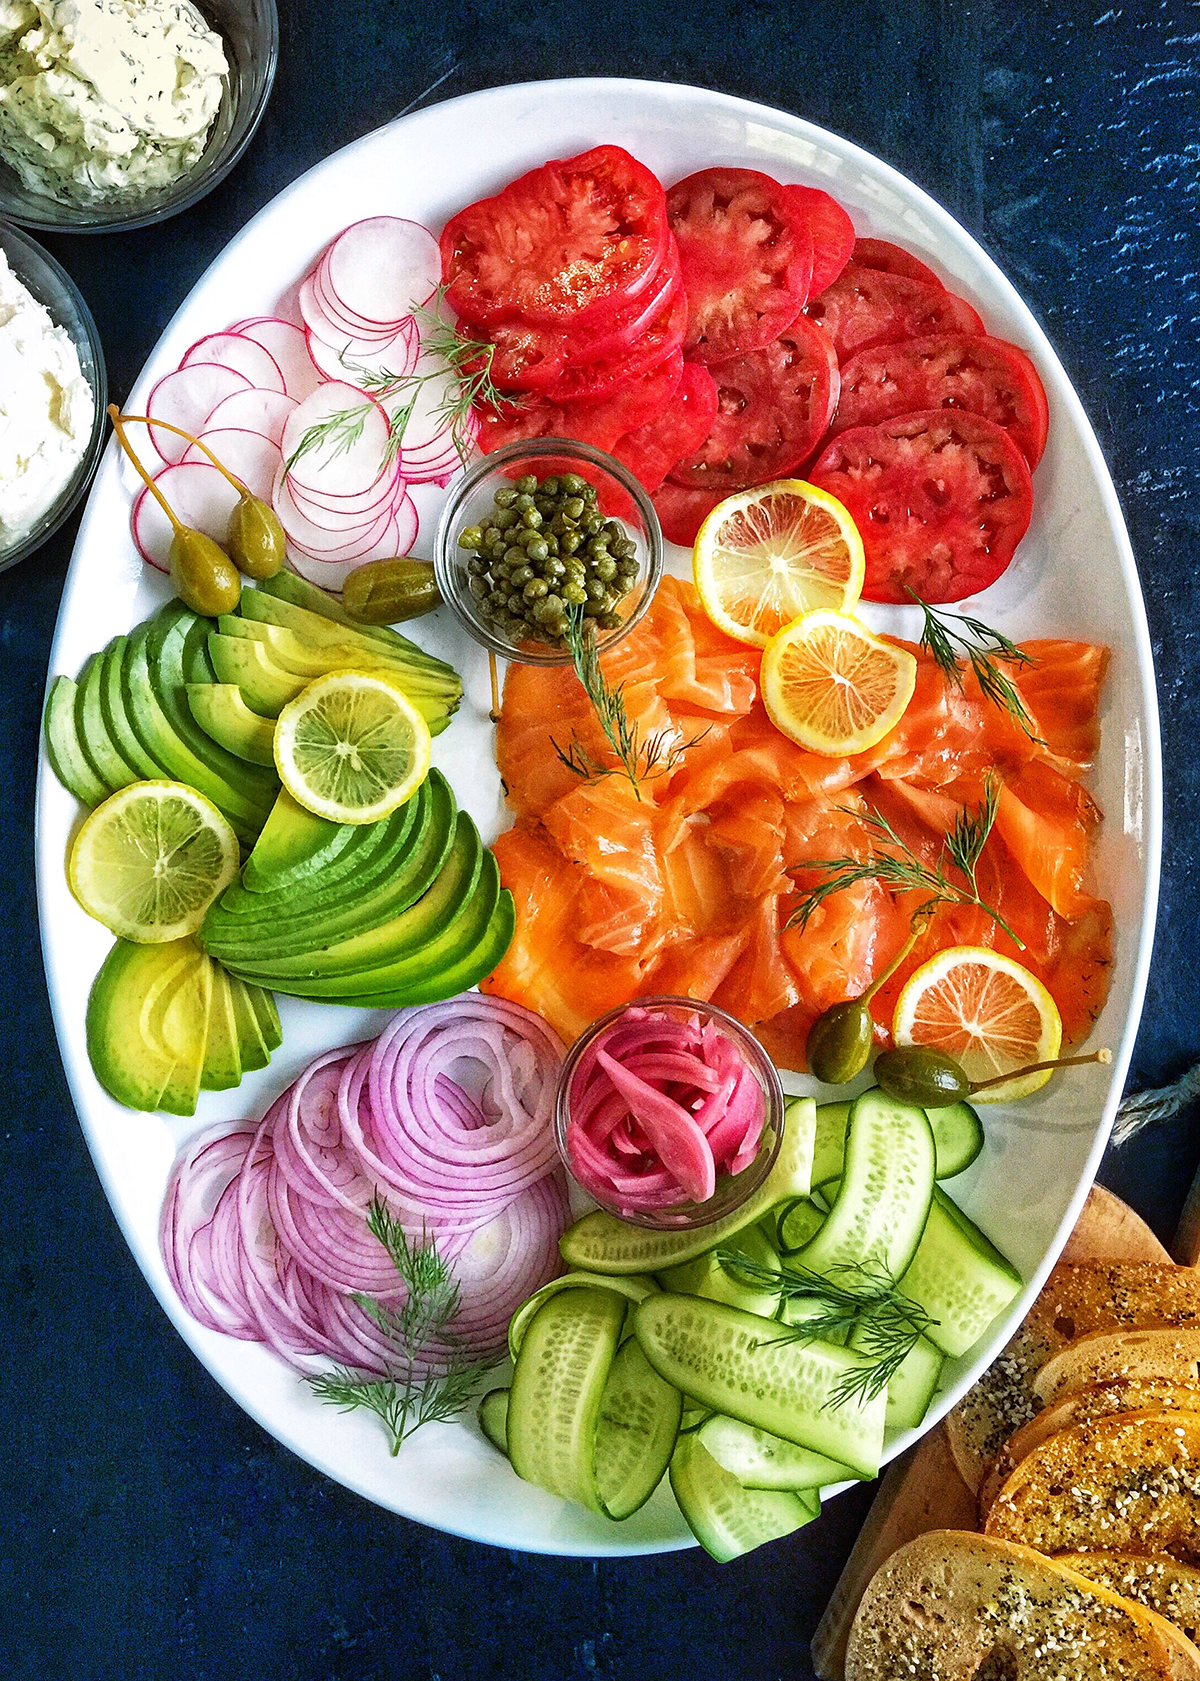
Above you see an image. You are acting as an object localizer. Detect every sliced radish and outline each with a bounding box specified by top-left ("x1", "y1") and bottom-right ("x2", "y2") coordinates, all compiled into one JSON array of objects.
[
  {"x1": 383, "y1": 355, "x2": 473, "y2": 481},
  {"x1": 181, "y1": 332, "x2": 286, "y2": 394},
  {"x1": 286, "y1": 537, "x2": 399, "y2": 591},
  {"x1": 204, "y1": 387, "x2": 297, "y2": 446},
  {"x1": 324, "y1": 218, "x2": 439, "y2": 327},
  {"x1": 184, "y1": 428, "x2": 282, "y2": 502},
  {"x1": 274, "y1": 469, "x2": 398, "y2": 552},
  {"x1": 132, "y1": 463, "x2": 241, "y2": 571},
  {"x1": 301, "y1": 270, "x2": 397, "y2": 349},
  {"x1": 232, "y1": 318, "x2": 324, "y2": 402},
  {"x1": 305, "y1": 321, "x2": 418, "y2": 388},
  {"x1": 281, "y1": 381, "x2": 393, "y2": 500},
  {"x1": 146, "y1": 364, "x2": 253, "y2": 464},
  {"x1": 280, "y1": 469, "x2": 400, "y2": 534}
]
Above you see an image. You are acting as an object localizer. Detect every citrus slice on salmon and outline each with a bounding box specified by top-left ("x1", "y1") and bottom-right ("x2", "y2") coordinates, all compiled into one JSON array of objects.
[
  {"x1": 693, "y1": 481, "x2": 865, "y2": 647},
  {"x1": 761, "y1": 610, "x2": 917, "y2": 754},
  {"x1": 893, "y1": 945, "x2": 1062, "y2": 1103}
]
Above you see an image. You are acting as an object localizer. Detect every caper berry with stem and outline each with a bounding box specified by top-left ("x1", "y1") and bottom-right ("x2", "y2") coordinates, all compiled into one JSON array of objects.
[
  {"x1": 805, "y1": 923, "x2": 926, "y2": 1085},
  {"x1": 226, "y1": 491, "x2": 286, "y2": 580},
  {"x1": 874, "y1": 1044, "x2": 1113, "y2": 1108}
]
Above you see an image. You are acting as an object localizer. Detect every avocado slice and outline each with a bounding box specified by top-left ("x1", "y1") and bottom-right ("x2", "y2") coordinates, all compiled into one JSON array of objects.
[
  {"x1": 101, "y1": 637, "x2": 159, "y2": 780},
  {"x1": 246, "y1": 982, "x2": 282, "y2": 1053},
  {"x1": 155, "y1": 944, "x2": 213, "y2": 1115},
  {"x1": 75, "y1": 646, "x2": 139, "y2": 790},
  {"x1": 151, "y1": 609, "x2": 279, "y2": 804},
  {"x1": 238, "y1": 788, "x2": 359, "y2": 893},
  {"x1": 345, "y1": 890, "x2": 516, "y2": 1009},
  {"x1": 228, "y1": 972, "x2": 271, "y2": 1071},
  {"x1": 217, "y1": 615, "x2": 460, "y2": 700},
  {"x1": 228, "y1": 812, "x2": 483, "y2": 984},
  {"x1": 207, "y1": 774, "x2": 453, "y2": 956},
  {"x1": 208, "y1": 632, "x2": 307, "y2": 716},
  {"x1": 243, "y1": 833, "x2": 499, "y2": 998},
  {"x1": 188, "y1": 683, "x2": 277, "y2": 766},
  {"x1": 256, "y1": 569, "x2": 438, "y2": 663},
  {"x1": 86, "y1": 937, "x2": 209, "y2": 1113},
  {"x1": 44, "y1": 677, "x2": 108, "y2": 807},
  {"x1": 239, "y1": 586, "x2": 451, "y2": 676},
  {"x1": 200, "y1": 963, "x2": 242, "y2": 1091}
]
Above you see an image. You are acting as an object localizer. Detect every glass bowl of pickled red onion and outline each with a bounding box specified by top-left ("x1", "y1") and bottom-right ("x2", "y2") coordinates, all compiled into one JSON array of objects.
[{"x1": 554, "y1": 997, "x2": 785, "y2": 1230}]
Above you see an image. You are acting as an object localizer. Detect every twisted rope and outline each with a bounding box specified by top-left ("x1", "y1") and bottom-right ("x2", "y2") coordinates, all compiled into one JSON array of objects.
[{"x1": 1112, "y1": 1060, "x2": 1200, "y2": 1148}]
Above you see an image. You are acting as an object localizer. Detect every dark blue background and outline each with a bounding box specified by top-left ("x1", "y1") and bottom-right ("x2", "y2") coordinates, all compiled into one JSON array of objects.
[{"x1": 4, "y1": 4, "x2": 1200, "y2": 1676}]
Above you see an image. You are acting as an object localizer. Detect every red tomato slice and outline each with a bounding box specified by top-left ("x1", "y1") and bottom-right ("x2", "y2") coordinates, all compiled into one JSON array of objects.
[
  {"x1": 478, "y1": 350, "x2": 685, "y2": 455},
  {"x1": 667, "y1": 168, "x2": 813, "y2": 361},
  {"x1": 543, "y1": 282, "x2": 688, "y2": 405},
  {"x1": 834, "y1": 333, "x2": 1050, "y2": 466},
  {"x1": 852, "y1": 238, "x2": 944, "y2": 289},
  {"x1": 651, "y1": 482, "x2": 725, "y2": 548},
  {"x1": 809, "y1": 409, "x2": 1034, "y2": 603},
  {"x1": 481, "y1": 238, "x2": 683, "y2": 395},
  {"x1": 613, "y1": 363, "x2": 719, "y2": 492},
  {"x1": 441, "y1": 145, "x2": 670, "y2": 330},
  {"x1": 784, "y1": 185, "x2": 856, "y2": 294},
  {"x1": 667, "y1": 314, "x2": 839, "y2": 493},
  {"x1": 806, "y1": 262, "x2": 983, "y2": 361}
]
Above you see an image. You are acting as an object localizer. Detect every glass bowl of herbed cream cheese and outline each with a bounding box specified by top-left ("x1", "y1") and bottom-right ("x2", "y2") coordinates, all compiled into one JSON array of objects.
[
  {"x1": 0, "y1": 222, "x2": 105, "y2": 570},
  {"x1": 0, "y1": 0, "x2": 278, "y2": 232}
]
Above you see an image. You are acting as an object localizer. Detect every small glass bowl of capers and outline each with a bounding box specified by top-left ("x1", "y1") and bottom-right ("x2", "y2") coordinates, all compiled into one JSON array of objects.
[{"x1": 433, "y1": 438, "x2": 663, "y2": 666}]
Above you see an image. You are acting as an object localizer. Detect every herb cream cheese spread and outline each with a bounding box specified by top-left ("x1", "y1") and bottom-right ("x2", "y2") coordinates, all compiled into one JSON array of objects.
[
  {"x1": 0, "y1": 246, "x2": 94, "y2": 546},
  {"x1": 0, "y1": 0, "x2": 228, "y2": 206}
]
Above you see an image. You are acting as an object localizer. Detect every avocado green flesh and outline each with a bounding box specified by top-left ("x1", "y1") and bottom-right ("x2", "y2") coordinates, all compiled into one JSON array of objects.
[
  {"x1": 101, "y1": 637, "x2": 159, "y2": 779},
  {"x1": 228, "y1": 973, "x2": 271, "y2": 1071},
  {"x1": 338, "y1": 890, "x2": 515, "y2": 1009},
  {"x1": 207, "y1": 632, "x2": 455, "y2": 733},
  {"x1": 247, "y1": 983, "x2": 282, "y2": 1052},
  {"x1": 151, "y1": 609, "x2": 278, "y2": 802},
  {"x1": 187, "y1": 684, "x2": 277, "y2": 765},
  {"x1": 44, "y1": 678, "x2": 108, "y2": 806},
  {"x1": 76, "y1": 649, "x2": 138, "y2": 789},
  {"x1": 200, "y1": 965, "x2": 241, "y2": 1091},
  {"x1": 218, "y1": 614, "x2": 459, "y2": 698},
  {"x1": 255, "y1": 569, "x2": 442, "y2": 665},
  {"x1": 87, "y1": 938, "x2": 212, "y2": 1116},
  {"x1": 239, "y1": 587, "x2": 448, "y2": 674},
  {"x1": 239, "y1": 789, "x2": 359, "y2": 892}
]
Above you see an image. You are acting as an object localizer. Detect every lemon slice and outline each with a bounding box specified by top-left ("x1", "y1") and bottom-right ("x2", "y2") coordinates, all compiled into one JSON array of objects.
[
  {"x1": 893, "y1": 945, "x2": 1063, "y2": 1104},
  {"x1": 68, "y1": 780, "x2": 240, "y2": 942},
  {"x1": 693, "y1": 480, "x2": 865, "y2": 647},
  {"x1": 760, "y1": 609, "x2": 917, "y2": 755},
  {"x1": 274, "y1": 669, "x2": 432, "y2": 824}
]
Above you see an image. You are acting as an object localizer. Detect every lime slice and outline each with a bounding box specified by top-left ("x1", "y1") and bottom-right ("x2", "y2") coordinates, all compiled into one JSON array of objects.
[
  {"x1": 69, "y1": 780, "x2": 240, "y2": 942},
  {"x1": 273, "y1": 669, "x2": 432, "y2": 824}
]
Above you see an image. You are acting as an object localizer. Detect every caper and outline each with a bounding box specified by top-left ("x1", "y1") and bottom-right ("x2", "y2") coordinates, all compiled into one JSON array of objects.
[
  {"x1": 468, "y1": 575, "x2": 488, "y2": 601},
  {"x1": 459, "y1": 524, "x2": 485, "y2": 549},
  {"x1": 563, "y1": 496, "x2": 585, "y2": 520},
  {"x1": 527, "y1": 537, "x2": 549, "y2": 563},
  {"x1": 562, "y1": 581, "x2": 588, "y2": 606},
  {"x1": 598, "y1": 611, "x2": 622, "y2": 629},
  {"x1": 806, "y1": 1000, "x2": 876, "y2": 1086},
  {"x1": 561, "y1": 474, "x2": 584, "y2": 495},
  {"x1": 523, "y1": 578, "x2": 548, "y2": 602},
  {"x1": 521, "y1": 506, "x2": 543, "y2": 530},
  {"x1": 494, "y1": 488, "x2": 517, "y2": 509},
  {"x1": 560, "y1": 532, "x2": 581, "y2": 556},
  {"x1": 516, "y1": 474, "x2": 537, "y2": 494},
  {"x1": 225, "y1": 492, "x2": 286, "y2": 580},
  {"x1": 169, "y1": 527, "x2": 241, "y2": 617},
  {"x1": 595, "y1": 557, "x2": 617, "y2": 583},
  {"x1": 874, "y1": 1046, "x2": 970, "y2": 1108},
  {"x1": 540, "y1": 476, "x2": 560, "y2": 497}
]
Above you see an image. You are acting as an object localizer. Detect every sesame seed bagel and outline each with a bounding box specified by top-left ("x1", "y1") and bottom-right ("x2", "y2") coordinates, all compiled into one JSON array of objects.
[{"x1": 1060, "y1": 1554, "x2": 1200, "y2": 1647}]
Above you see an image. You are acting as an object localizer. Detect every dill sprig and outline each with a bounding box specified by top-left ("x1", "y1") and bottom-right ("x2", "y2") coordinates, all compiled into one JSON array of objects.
[
  {"x1": 552, "y1": 603, "x2": 705, "y2": 800},
  {"x1": 283, "y1": 403, "x2": 372, "y2": 476},
  {"x1": 785, "y1": 777, "x2": 1025, "y2": 949},
  {"x1": 305, "y1": 1195, "x2": 493, "y2": 1454},
  {"x1": 716, "y1": 1253, "x2": 938, "y2": 1410},
  {"x1": 907, "y1": 588, "x2": 1043, "y2": 742}
]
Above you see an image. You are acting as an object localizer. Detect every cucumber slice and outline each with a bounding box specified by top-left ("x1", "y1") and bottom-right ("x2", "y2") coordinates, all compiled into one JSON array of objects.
[
  {"x1": 670, "y1": 1433, "x2": 817, "y2": 1562},
  {"x1": 680, "y1": 1401, "x2": 713, "y2": 1433},
  {"x1": 697, "y1": 1414, "x2": 857, "y2": 1490},
  {"x1": 478, "y1": 1388, "x2": 509, "y2": 1454},
  {"x1": 777, "y1": 1198, "x2": 825, "y2": 1256},
  {"x1": 508, "y1": 1287, "x2": 625, "y2": 1514},
  {"x1": 882, "y1": 1333, "x2": 944, "y2": 1433},
  {"x1": 595, "y1": 1336, "x2": 682, "y2": 1519},
  {"x1": 796, "y1": 1090, "x2": 935, "y2": 1280},
  {"x1": 658, "y1": 1222, "x2": 781, "y2": 1317},
  {"x1": 508, "y1": 1272, "x2": 658, "y2": 1362},
  {"x1": 560, "y1": 1097, "x2": 816, "y2": 1276},
  {"x1": 928, "y1": 1101, "x2": 984, "y2": 1179},
  {"x1": 898, "y1": 1186, "x2": 1021, "y2": 1358},
  {"x1": 811, "y1": 1101, "x2": 852, "y2": 1187},
  {"x1": 634, "y1": 1293, "x2": 885, "y2": 1478}
]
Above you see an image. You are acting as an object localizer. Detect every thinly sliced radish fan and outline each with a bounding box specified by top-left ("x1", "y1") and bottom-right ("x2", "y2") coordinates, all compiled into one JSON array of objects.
[{"x1": 161, "y1": 997, "x2": 570, "y2": 1375}]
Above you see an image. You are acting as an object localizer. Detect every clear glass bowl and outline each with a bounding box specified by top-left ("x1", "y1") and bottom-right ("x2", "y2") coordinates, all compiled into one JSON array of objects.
[
  {"x1": 0, "y1": 0, "x2": 278, "y2": 233},
  {"x1": 0, "y1": 223, "x2": 106, "y2": 574},
  {"x1": 433, "y1": 437, "x2": 663, "y2": 666},
  {"x1": 554, "y1": 996, "x2": 785, "y2": 1231}
]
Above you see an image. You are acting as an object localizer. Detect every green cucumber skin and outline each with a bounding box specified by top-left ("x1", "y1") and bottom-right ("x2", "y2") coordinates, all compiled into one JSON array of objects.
[
  {"x1": 594, "y1": 1338, "x2": 682, "y2": 1520},
  {"x1": 812, "y1": 1095, "x2": 984, "y2": 1182},
  {"x1": 669, "y1": 1433, "x2": 815, "y2": 1563},
  {"x1": 507, "y1": 1272, "x2": 658, "y2": 1362},
  {"x1": 634, "y1": 1294, "x2": 885, "y2": 1480},
  {"x1": 508, "y1": 1288, "x2": 625, "y2": 1514},
  {"x1": 559, "y1": 1097, "x2": 816, "y2": 1276},
  {"x1": 882, "y1": 1334, "x2": 944, "y2": 1434},
  {"x1": 797, "y1": 1090, "x2": 935, "y2": 1280},
  {"x1": 697, "y1": 1414, "x2": 856, "y2": 1491},
  {"x1": 478, "y1": 1388, "x2": 510, "y2": 1455},
  {"x1": 898, "y1": 1188, "x2": 1021, "y2": 1359}
]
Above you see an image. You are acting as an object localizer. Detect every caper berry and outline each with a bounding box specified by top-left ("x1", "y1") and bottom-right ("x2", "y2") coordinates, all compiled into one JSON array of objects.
[
  {"x1": 873, "y1": 1046, "x2": 971, "y2": 1108},
  {"x1": 226, "y1": 493, "x2": 286, "y2": 580},
  {"x1": 806, "y1": 1000, "x2": 876, "y2": 1086},
  {"x1": 343, "y1": 557, "x2": 440, "y2": 625},
  {"x1": 169, "y1": 527, "x2": 241, "y2": 617}
]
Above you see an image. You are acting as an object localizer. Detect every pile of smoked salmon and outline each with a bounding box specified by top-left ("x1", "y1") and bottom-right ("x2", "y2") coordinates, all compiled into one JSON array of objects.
[{"x1": 481, "y1": 576, "x2": 1112, "y2": 1071}]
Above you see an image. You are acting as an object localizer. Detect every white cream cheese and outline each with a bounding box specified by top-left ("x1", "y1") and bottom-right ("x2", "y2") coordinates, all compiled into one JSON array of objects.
[
  {"x1": 0, "y1": 247, "x2": 94, "y2": 545},
  {"x1": 0, "y1": 0, "x2": 228, "y2": 206}
]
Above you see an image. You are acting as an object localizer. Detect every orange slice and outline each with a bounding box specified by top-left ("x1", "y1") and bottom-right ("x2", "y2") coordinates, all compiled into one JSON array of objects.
[
  {"x1": 692, "y1": 480, "x2": 865, "y2": 647},
  {"x1": 893, "y1": 945, "x2": 1063, "y2": 1103},
  {"x1": 760, "y1": 609, "x2": 917, "y2": 755}
]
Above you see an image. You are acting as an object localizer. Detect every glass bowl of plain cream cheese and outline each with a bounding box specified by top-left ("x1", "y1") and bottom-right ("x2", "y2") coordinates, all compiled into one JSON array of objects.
[
  {"x1": 0, "y1": 222, "x2": 104, "y2": 570},
  {"x1": 0, "y1": 0, "x2": 278, "y2": 232}
]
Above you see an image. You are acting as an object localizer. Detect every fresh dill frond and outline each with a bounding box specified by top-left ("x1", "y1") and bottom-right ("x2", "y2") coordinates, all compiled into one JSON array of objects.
[
  {"x1": 906, "y1": 588, "x2": 1043, "y2": 742},
  {"x1": 552, "y1": 603, "x2": 706, "y2": 799},
  {"x1": 305, "y1": 1193, "x2": 493, "y2": 1455},
  {"x1": 717, "y1": 1253, "x2": 938, "y2": 1411},
  {"x1": 283, "y1": 402, "x2": 372, "y2": 475},
  {"x1": 785, "y1": 777, "x2": 1024, "y2": 948}
]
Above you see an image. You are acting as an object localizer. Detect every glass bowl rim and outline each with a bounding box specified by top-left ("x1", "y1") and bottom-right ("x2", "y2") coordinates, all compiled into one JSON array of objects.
[
  {"x1": 0, "y1": 0, "x2": 279, "y2": 234},
  {"x1": 433, "y1": 436, "x2": 664, "y2": 667},
  {"x1": 553, "y1": 993, "x2": 786, "y2": 1230},
  {"x1": 0, "y1": 223, "x2": 108, "y2": 573}
]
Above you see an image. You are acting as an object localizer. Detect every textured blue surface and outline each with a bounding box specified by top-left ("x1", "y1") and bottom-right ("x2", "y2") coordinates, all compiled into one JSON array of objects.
[{"x1": 3, "y1": 3, "x2": 1200, "y2": 1675}]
